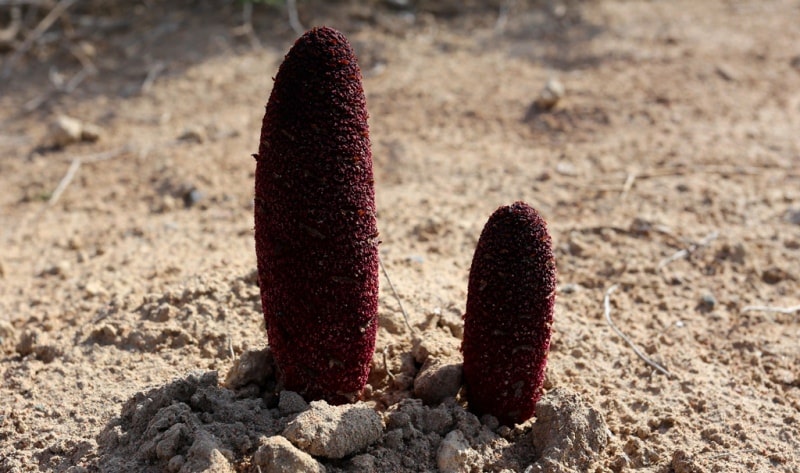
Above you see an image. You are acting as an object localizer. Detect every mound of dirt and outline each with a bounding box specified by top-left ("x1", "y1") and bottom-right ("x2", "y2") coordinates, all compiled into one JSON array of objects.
[{"x1": 95, "y1": 349, "x2": 607, "y2": 472}]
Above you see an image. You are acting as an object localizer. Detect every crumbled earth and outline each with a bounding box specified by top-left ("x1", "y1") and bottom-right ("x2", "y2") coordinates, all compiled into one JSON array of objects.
[{"x1": 1, "y1": 1, "x2": 800, "y2": 472}]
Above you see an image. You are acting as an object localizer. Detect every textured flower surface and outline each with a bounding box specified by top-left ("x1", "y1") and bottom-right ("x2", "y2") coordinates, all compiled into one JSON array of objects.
[
  {"x1": 254, "y1": 26, "x2": 379, "y2": 404},
  {"x1": 462, "y1": 202, "x2": 556, "y2": 425}
]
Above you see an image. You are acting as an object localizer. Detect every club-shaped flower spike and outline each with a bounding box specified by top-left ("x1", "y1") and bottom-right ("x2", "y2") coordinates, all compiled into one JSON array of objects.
[
  {"x1": 254, "y1": 27, "x2": 379, "y2": 404},
  {"x1": 462, "y1": 202, "x2": 556, "y2": 425}
]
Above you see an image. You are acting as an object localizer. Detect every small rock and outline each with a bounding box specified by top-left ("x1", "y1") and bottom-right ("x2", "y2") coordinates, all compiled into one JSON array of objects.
[
  {"x1": 224, "y1": 348, "x2": 274, "y2": 389},
  {"x1": 559, "y1": 283, "x2": 581, "y2": 294},
  {"x1": 16, "y1": 329, "x2": 38, "y2": 357},
  {"x1": 715, "y1": 64, "x2": 738, "y2": 82},
  {"x1": 183, "y1": 188, "x2": 204, "y2": 208},
  {"x1": 283, "y1": 401, "x2": 383, "y2": 459},
  {"x1": 697, "y1": 293, "x2": 716, "y2": 313},
  {"x1": 0, "y1": 259, "x2": 5, "y2": 278},
  {"x1": 278, "y1": 391, "x2": 309, "y2": 416},
  {"x1": 534, "y1": 78, "x2": 565, "y2": 111},
  {"x1": 436, "y1": 430, "x2": 476, "y2": 473},
  {"x1": 413, "y1": 357, "x2": 462, "y2": 405},
  {"x1": 253, "y1": 436, "x2": 325, "y2": 473},
  {"x1": 83, "y1": 280, "x2": 107, "y2": 298},
  {"x1": 41, "y1": 260, "x2": 71, "y2": 278},
  {"x1": 555, "y1": 161, "x2": 578, "y2": 176},
  {"x1": 762, "y1": 266, "x2": 793, "y2": 285},
  {"x1": 46, "y1": 115, "x2": 102, "y2": 148},
  {"x1": 178, "y1": 126, "x2": 205, "y2": 144}
]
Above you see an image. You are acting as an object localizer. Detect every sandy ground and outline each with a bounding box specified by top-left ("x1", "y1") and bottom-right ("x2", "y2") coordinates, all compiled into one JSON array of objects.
[{"x1": 1, "y1": 1, "x2": 800, "y2": 472}]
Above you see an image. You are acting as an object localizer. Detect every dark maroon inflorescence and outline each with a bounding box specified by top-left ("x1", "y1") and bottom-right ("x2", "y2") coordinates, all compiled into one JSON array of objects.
[
  {"x1": 461, "y1": 202, "x2": 556, "y2": 425},
  {"x1": 254, "y1": 27, "x2": 379, "y2": 404}
]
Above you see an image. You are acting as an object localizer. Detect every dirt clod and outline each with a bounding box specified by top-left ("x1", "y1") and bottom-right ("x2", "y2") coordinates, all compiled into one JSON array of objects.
[{"x1": 283, "y1": 401, "x2": 384, "y2": 459}]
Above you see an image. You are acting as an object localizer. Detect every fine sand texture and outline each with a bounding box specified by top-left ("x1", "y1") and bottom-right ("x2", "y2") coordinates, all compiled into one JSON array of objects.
[{"x1": 1, "y1": 1, "x2": 799, "y2": 472}]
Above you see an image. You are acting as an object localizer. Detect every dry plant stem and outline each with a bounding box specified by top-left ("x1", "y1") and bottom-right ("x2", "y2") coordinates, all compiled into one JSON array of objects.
[
  {"x1": 48, "y1": 157, "x2": 81, "y2": 207},
  {"x1": 2, "y1": 0, "x2": 77, "y2": 77},
  {"x1": 286, "y1": 0, "x2": 304, "y2": 36},
  {"x1": 382, "y1": 346, "x2": 395, "y2": 381},
  {"x1": 8, "y1": 146, "x2": 131, "y2": 243},
  {"x1": 742, "y1": 305, "x2": 800, "y2": 315},
  {"x1": 140, "y1": 61, "x2": 166, "y2": 93},
  {"x1": 658, "y1": 231, "x2": 719, "y2": 270},
  {"x1": 604, "y1": 284, "x2": 674, "y2": 379},
  {"x1": 619, "y1": 171, "x2": 637, "y2": 200},
  {"x1": 231, "y1": 1, "x2": 261, "y2": 49},
  {"x1": 379, "y1": 257, "x2": 414, "y2": 333}
]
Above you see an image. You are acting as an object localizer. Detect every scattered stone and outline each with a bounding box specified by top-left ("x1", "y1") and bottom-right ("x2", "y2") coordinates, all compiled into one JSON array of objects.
[
  {"x1": 413, "y1": 357, "x2": 462, "y2": 405},
  {"x1": 41, "y1": 260, "x2": 71, "y2": 278},
  {"x1": 534, "y1": 78, "x2": 565, "y2": 111},
  {"x1": 178, "y1": 126, "x2": 206, "y2": 144},
  {"x1": 15, "y1": 329, "x2": 38, "y2": 357},
  {"x1": 224, "y1": 348, "x2": 274, "y2": 389},
  {"x1": 697, "y1": 293, "x2": 716, "y2": 313},
  {"x1": 278, "y1": 391, "x2": 309, "y2": 416},
  {"x1": 183, "y1": 188, "x2": 204, "y2": 208},
  {"x1": 283, "y1": 401, "x2": 383, "y2": 459},
  {"x1": 436, "y1": 430, "x2": 476, "y2": 473},
  {"x1": 0, "y1": 258, "x2": 5, "y2": 278},
  {"x1": 46, "y1": 115, "x2": 103, "y2": 148},
  {"x1": 559, "y1": 283, "x2": 581, "y2": 294},
  {"x1": 83, "y1": 280, "x2": 108, "y2": 298},
  {"x1": 555, "y1": 161, "x2": 578, "y2": 176},
  {"x1": 715, "y1": 64, "x2": 738, "y2": 82},
  {"x1": 253, "y1": 436, "x2": 326, "y2": 473},
  {"x1": 527, "y1": 388, "x2": 608, "y2": 472},
  {"x1": 762, "y1": 266, "x2": 794, "y2": 285}
]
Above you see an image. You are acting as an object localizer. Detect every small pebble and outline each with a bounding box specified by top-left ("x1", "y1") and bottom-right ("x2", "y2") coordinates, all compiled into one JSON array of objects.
[{"x1": 534, "y1": 78, "x2": 565, "y2": 110}]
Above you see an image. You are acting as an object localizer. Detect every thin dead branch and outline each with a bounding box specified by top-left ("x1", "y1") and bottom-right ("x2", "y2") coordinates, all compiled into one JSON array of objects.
[
  {"x1": 286, "y1": 0, "x2": 304, "y2": 36},
  {"x1": 741, "y1": 305, "x2": 800, "y2": 315},
  {"x1": 619, "y1": 171, "x2": 637, "y2": 200},
  {"x1": 231, "y1": 1, "x2": 261, "y2": 49},
  {"x1": 379, "y1": 257, "x2": 414, "y2": 333},
  {"x1": 47, "y1": 156, "x2": 81, "y2": 207},
  {"x1": 657, "y1": 231, "x2": 719, "y2": 270},
  {"x1": 382, "y1": 346, "x2": 395, "y2": 381},
  {"x1": 140, "y1": 61, "x2": 166, "y2": 93},
  {"x1": 2, "y1": 0, "x2": 78, "y2": 78},
  {"x1": 604, "y1": 284, "x2": 674, "y2": 379}
]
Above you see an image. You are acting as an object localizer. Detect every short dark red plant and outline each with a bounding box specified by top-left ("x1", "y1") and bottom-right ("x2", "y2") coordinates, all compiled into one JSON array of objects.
[
  {"x1": 461, "y1": 202, "x2": 556, "y2": 425},
  {"x1": 254, "y1": 27, "x2": 379, "y2": 404}
]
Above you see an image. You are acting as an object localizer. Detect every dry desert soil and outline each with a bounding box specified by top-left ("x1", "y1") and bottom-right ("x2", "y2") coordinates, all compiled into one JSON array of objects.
[{"x1": 1, "y1": 1, "x2": 799, "y2": 472}]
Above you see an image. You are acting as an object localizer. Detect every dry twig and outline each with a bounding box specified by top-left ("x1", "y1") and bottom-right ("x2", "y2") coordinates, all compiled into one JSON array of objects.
[
  {"x1": 741, "y1": 305, "x2": 800, "y2": 315},
  {"x1": 382, "y1": 346, "x2": 395, "y2": 381},
  {"x1": 604, "y1": 284, "x2": 674, "y2": 379},
  {"x1": 657, "y1": 231, "x2": 719, "y2": 270},
  {"x1": 619, "y1": 171, "x2": 637, "y2": 200},
  {"x1": 2, "y1": 0, "x2": 78, "y2": 77},
  {"x1": 379, "y1": 257, "x2": 414, "y2": 333},
  {"x1": 286, "y1": 0, "x2": 304, "y2": 36}
]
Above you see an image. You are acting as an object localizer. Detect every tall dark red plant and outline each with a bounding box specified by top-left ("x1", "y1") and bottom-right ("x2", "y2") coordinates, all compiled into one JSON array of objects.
[
  {"x1": 461, "y1": 202, "x2": 556, "y2": 425},
  {"x1": 254, "y1": 27, "x2": 379, "y2": 404}
]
